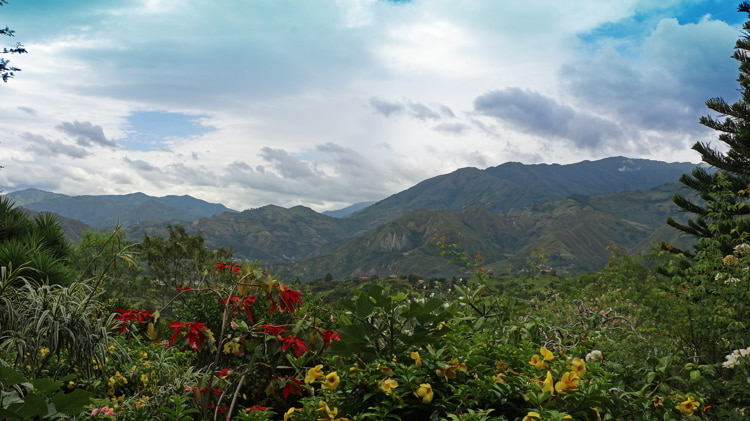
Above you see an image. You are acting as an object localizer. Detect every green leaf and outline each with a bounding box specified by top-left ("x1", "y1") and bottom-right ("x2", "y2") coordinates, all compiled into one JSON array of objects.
[
  {"x1": 52, "y1": 389, "x2": 93, "y2": 415},
  {"x1": 0, "y1": 408, "x2": 23, "y2": 421},
  {"x1": 474, "y1": 316, "x2": 486, "y2": 330},
  {"x1": 13, "y1": 392, "x2": 47, "y2": 418},
  {"x1": 30, "y1": 378, "x2": 62, "y2": 394},
  {"x1": 355, "y1": 293, "x2": 374, "y2": 317},
  {"x1": 0, "y1": 367, "x2": 25, "y2": 385}
]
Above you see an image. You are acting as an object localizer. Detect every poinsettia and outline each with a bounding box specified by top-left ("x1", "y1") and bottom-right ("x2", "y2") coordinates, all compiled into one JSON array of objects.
[
  {"x1": 280, "y1": 377, "x2": 302, "y2": 398},
  {"x1": 278, "y1": 286, "x2": 304, "y2": 313},
  {"x1": 255, "y1": 323, "x2": 288, "y2": 336},
  {"x1": 322, "y1": 329, "x2": 341, "y2": 348},
  {"x1": 218, "y1": 295, "x2": 257, "y2": 322},
  {"x1": 169, "y1": 321, "x2": 213, "y2": 351},
  {"x1": 278, "y1": 336, "x2": 308, "y2": 358},
  {"x1": 113, "y1": 309, "x2": 154, "y2": 333}
]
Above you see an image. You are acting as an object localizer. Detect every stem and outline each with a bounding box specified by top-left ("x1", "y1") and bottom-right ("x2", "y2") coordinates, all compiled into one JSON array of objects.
[{"x1": 225, "y1": 374, "x2": 247, "y2": 421}]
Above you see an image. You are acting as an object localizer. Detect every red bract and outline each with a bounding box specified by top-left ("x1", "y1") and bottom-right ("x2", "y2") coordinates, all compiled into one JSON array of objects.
[
  {"x1": 215, "y1": 262, "x2": 241, "y2": 273},
  {"x1": 278, "y1": 336, "x2": 308, "y2": 358},
  {"x1": 216, "y1": 368, "x2": 232, "y2": 377},
  {"x1": 255, "y1": 323, "x2": 287, "y2": 336},
  {"x1": 278, "y1": 286, "x2": 304, "y2": 313},
  {"x1": 322, "y1": 329, "x2": 341, "y2": 348},
  {"x1": 169, "y1": 321, "x2": 211, "y2": 351},
  {"x1": 218, "y1": 295, "x2": 257, "y2": 323},
  {"x1": 113, "y1": 309, "x2": 154, "y2": 333},
  {"x1": 176, "y1": 286, "x2": 193, "y2": 292},
  {"x1": 281, "y1": 377, "x2": 302, "y2": 398},
  {"x1": 246, "y1": 405, "x2": 269, "y2": 412}
]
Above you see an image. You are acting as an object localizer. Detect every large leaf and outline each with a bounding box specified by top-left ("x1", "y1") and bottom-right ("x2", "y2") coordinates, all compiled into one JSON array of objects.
[
  {"x1": 52, "y1": 389, "x2": 93, "y2": 415},
  {"x1": 0, "y1": 367, "x2": 25, "y2": 385}
]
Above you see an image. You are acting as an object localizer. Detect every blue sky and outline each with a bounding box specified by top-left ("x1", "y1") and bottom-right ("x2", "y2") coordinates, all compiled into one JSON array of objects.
[{"x1": 0, "y1": 0, "x2": 745, "y2": 211}]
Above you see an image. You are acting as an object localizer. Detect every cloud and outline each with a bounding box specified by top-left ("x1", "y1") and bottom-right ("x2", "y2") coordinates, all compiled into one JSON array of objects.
[
  {"x1": 434, "y1": 122, "x2": 469, "y2": 134},
  {"x1": 258, "y1": 147, "x2": 317, "y2": 179},
  {"x1": 21, "y1": 133, "x2": 90, "y2": 158},
  {"x1": 560, "y1": 15, "x2": 738, "y2": 139},
  {"x1": 369, "y1": 97, "x2": 404, "y2": 117},
  {"x1": 57, "y1": 121, "x2": 117, "y2": 148},
  {"x1": 474, "y1": 88, "x2": 623, "y2": 150},
  {"x1": 17, "y1": 106, "x2": 37, "y2": 116},
  {"x1": 123, "y1": 157, "x2": 160, "y2": 172},
  {"x1": 369, "y1": 97, "x2": 456, "y2": 122}
]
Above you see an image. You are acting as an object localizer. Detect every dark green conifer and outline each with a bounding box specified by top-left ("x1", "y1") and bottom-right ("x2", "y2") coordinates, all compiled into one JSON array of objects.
[{"x1": 668, "y1": 1, "x2": 750, "y2": 255}]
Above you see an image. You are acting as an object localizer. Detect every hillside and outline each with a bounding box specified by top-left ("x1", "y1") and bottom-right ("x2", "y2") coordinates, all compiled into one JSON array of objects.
[
  {"x1": 280, "y1": 182, "x2": 692, "y2": 280},
  {"x1": 125, "y1": 204, "x2": 362, "y2": 262},
  {"x1": 5, "y1": 189, "x2": 235, "y2": 227},
  {"x1": 347, "y1": 157, "x2": 698, "y2": 229}
]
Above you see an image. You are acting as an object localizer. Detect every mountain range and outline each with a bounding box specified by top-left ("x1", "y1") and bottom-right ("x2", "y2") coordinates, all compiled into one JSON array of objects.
[{"x1": 3, "y1": 157, "x2": 701, "y2": 279}]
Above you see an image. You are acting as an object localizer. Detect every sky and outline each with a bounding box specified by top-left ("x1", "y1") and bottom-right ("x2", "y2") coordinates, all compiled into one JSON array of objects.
[{"x1": 0, "y1": 0, "x2": 746, "y2": 211}]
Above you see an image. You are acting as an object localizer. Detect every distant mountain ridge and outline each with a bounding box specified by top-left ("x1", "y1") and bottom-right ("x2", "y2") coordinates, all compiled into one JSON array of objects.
[
  {"x1": 4, "y1": 188, "x2": 235, "y2": 228},
  {"x1": 346, "y1": 157, "x2": 698, "y2": 229},
  {"x1": 4, "y1": 157, "x2": 701, "y2": 279}
]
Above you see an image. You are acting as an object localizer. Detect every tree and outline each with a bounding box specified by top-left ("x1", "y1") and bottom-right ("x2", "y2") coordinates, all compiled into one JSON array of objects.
[
  {"x1": 668, "y1": 1, "x2": 750, "y2": 256},
  {"x1": 1, "y1": 0, "x2": 27, "y2": 83}
]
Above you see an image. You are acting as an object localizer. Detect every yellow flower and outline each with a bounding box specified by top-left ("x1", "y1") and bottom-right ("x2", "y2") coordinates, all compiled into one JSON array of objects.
[
  {"x1": 529, "y1": 354, "x2": 548, "y2": 370},
  {"x1": 493, "y1": 373, "x2": 506, "y2": 384},
  {"x1": 284, "y1": 407, "x2": 299, "y2": 421},
  {"x1": 317, "y1": 401, "x2": 338, "y2": 419},
  {"x1": 305, "y1": 365, "x2": 325, "y2": 384},
  {"x1": 436, "y1": 358, "x2": 467, "y2": 380},
  {"x1": 39, "y1": 347, "x2": 50, "y2": 358},
  {"x1": 540, "y1": 346, "x2": 555, "y2": 361},
  {"x1": 414, "y1": 383, "x2": 433, "y2": 403},
  {"x1": 140, "y1": 374, "x2": 148, "y2": 384},
  {"x1": 542, "y1": 371, "x2": 554, "y2": 394},
  {"x1": 323, "y1": 372, "x2": 340, "y2": 390},
  {"x1": 380, "y1": 378, "x2": 398, "y2": 394},
  {"x1": 561, "y1": 415, "x2": 573, "y2": 420},
  {"x1": 411, "y1": 351, "x2": 422, "y2": 367},
  {"x1": 569, "y1": 357, "x2": 585, "y2": 378},
  {"x1": 223, "y1": 341, "x2": 241, "y2": 355},
  {"x1": 523, "y1": 412, "x2": 541, "y2": 421},
  {"x1": 139, "y1": 351, "x2": 148, "y2": 359},
  {"x1": 676, "y1": 397, "x2": 699, "y2": 416},
  {"x1": 554, "y1": 371, "x2": 580, "y2": 394},
  {"x1": 108, "y1": 377, "x2": 116, "y2": 387},
  {"x1": 67, "y1": 381, "x2": 76, "y2": 389},
  {"x1": 495, "y1": 360, "x2": 508, "y2": 372}
]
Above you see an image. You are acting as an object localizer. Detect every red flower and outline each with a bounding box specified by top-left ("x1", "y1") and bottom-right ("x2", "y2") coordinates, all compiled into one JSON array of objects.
[
  {"x1": 255, "y1": 323, "x2": 287, "y2": 336},
  {"x1": 113, "y1": 309, "x2": 153, "y2": 333},
  {"x1": 216, "y1": 368, "x2": 232, "y2": 377},
  {"x1": 176, "y1": 286, "x2": 194, "y2": 292},
  {"x1": 278, "y1": 286, "x2": 304, "y2": 313},
  {"x1": 278, "y1": 336, "x2": 308, "y2": 358},
  {"x1": 322, "y1": 329, "x2": 341, "y2": 348},
  {"x1": 246, "y1": 405, "x2": 269, "y2": 412},
  {"x1": 281, "y1": 377, "x2": 302, "y2": 398},
  {"x1": 215, "y1": 262, "x2": 241, "y2": 274},
  {"x1": 169, "y1": 321, "x2": 211, "y2": 351},
  {"x1": 219, "y1": 295, "x2": 257, "y2": 323}
]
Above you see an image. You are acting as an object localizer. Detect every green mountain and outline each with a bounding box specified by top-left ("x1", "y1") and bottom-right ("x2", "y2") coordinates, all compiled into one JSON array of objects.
[
  {"x1": 279, "y1": 182, "x2": 693, "y2": 280},
  {"x1": 347, "y1": 157, "x2": 698, "y2": 229},
  {"x1": 19, "y1": 209, "x2": 95, "y2": 243},
  {"x1": 126, "y1": 204, "x2": 362, "y2": 262},
  {"x1": 4, "y1": 189, "x2": 234, "y2": 228}
]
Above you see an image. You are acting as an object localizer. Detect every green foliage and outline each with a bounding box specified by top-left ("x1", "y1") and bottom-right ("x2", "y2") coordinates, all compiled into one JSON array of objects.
[{"x1": 0, "y1": 367, "x2": 92, "y2": 420}]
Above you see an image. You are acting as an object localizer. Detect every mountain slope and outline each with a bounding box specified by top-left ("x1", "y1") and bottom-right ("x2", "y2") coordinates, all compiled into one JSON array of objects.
[
  {"x1": 126, "y1": 204, "x2": 362, "y2": 262},
  {"x1": 5, "y1": 189, "x2": 235, "y2": 227},
  {"x1": 347, "y1": 157, "x2": 698, "y2": 229},
  {"x1": 281, "y1": 182, "x2": 692, "y2": 280}
]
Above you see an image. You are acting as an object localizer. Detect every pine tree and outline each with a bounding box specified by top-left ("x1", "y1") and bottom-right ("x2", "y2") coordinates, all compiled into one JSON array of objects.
[{"x1": 668, "y1": 1, "x2": 750, "y2": 256}]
